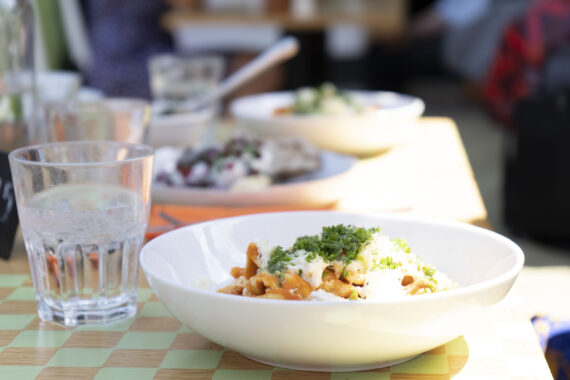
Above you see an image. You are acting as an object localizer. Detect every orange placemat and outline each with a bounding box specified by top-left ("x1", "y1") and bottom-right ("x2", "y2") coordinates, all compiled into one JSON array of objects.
[{"x1": 145, "y1": 203, "x2": 336, "y2": 240}]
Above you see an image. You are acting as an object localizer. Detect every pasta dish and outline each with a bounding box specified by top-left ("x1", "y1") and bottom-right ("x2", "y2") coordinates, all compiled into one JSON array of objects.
[{"x1": 219, "y1": 224, "x2": 457, "y2": 300}]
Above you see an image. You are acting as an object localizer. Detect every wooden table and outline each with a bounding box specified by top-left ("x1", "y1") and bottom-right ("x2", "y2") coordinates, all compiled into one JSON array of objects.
[
  {"x1": 335, "y1": 117, "x2": 489, "y2": 227},
  {"x1": 0, "y1": 117, "x2": 553, "y2": 379}
]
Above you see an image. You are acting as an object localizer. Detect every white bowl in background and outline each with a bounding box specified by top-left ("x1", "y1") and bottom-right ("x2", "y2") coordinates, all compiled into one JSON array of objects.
[
  {"x1": 230, "y1": 91, "x2": 425, "y2": 155},
  {"x1": 146, "y1": 106, "x2": 215, "y2": 147},
  {"x1": 140, "y1": 211, "x2": 524, "y2": 372}
]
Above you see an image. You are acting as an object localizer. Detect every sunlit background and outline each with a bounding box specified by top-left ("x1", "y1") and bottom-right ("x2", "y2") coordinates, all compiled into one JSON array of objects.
[
  {"x1": 30, "y1": 0, "x2": 570, "y2": 262},
  {"x1": 1, "y1": 0, "x2": 569, "y2": 376}
]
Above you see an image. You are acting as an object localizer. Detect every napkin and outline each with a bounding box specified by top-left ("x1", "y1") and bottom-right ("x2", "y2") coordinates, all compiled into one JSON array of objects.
[{"x1": 145, "y1": 203, "x2": 336, "y2": 240}]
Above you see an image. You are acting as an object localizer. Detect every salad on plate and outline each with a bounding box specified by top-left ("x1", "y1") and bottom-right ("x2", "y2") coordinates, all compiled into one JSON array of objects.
[
  {"x1": 274, "y1": 83, "x2": 376, "y2": 116},
  {"x1": 154, "y1": 136, "x2": 322, "y2": 192}
]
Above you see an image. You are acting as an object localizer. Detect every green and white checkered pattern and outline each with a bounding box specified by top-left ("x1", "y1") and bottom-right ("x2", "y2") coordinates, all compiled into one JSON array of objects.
[{"x1": 0, "y1": 274, "x2": 551, "y2": 379}]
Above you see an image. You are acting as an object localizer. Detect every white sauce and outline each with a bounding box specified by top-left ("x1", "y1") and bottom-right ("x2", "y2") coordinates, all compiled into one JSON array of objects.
[
  {"x1": 256, "y1": 240, "x2": 274, "y2": 269},
  {"x1": 357, "y1": 270, "x2": 406, "y2": 300},
  {"x1": 288, "y1": 253, "x2": 329, "y2": 289}
]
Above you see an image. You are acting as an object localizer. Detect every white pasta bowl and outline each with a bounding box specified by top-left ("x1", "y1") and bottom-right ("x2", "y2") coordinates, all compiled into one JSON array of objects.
[
  {"x1": 140, "y1": 211, "x2": 524, "y2": 372},
  {"x1": 230, "y1": 91, "x2": 425, "y2": 155}
]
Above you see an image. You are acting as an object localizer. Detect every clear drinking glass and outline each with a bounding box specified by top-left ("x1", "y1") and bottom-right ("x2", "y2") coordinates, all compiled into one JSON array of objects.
[
  {"x1": 9, "y1": 141, "x2": 154, "y2": 326},
  {"x1": 42, "y1": 98, "x2": 150, "y2": 144},
  {"x1": 148, "y1": 55, "x2": 224, "y2": 145},
  {"x1": 0, "y1": 0, "x2": 36, "y2": 151},
  {"x1": 148, "y1": 54, "x2": 224, "y2": 105}
]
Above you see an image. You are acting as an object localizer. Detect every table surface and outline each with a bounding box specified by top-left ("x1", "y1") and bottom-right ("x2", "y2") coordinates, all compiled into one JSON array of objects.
[
  {"x1": 147, "y1": 117, "x2": 490, "y2": 231},
  {"x1": 0, "y1": 117, "x2": 554, "y2": 379}
]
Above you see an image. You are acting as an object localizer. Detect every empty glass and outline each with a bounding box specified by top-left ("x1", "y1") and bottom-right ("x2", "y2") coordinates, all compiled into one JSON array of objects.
[
  {"x1": 9, "y1": 141, "x2": 154, "y2": 326},
  {"x1": 42, "y1": 98, "x2": 151, "y2": 144},
  {"x1": 148, "y1": 54, "x2": 224, "y2": 106},
  {"x1": 148, "y1": 55, "x2": 224, "y2": 145},
  {"x1": 0, "y1": 0, "x2": 35, "y2": 151}
]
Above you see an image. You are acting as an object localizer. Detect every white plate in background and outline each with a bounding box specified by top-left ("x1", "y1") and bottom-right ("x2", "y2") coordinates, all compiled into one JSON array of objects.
[{"x1": 151, "y1": 150, "x2": 357, "y2": 207}]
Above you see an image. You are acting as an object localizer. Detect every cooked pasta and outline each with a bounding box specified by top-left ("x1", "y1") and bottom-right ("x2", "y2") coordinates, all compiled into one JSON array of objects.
[{"x1": 219, "y1": 224, "x2": 457, "y2": 301}]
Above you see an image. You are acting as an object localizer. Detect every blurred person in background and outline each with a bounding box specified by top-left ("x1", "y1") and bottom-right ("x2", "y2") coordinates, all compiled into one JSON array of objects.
[
  {"x1": 484, "y1": 0, "x2": 570, "y2": 126},
  {"x1": 395, "y1": 0, "x2": 570, "y2": 130},
  {"x1": 370, "y1": 0, "x2": 534, "y2": 92},
  {"x1": 83, "y1": 0, "x2": 174, "y2": 99},
  {"x1": 435, "y1": 0, "x2": 535, "y2": 84}
]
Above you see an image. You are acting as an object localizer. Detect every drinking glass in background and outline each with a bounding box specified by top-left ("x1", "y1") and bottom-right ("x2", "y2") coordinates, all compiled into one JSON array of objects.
[
  {"x1": 35, "y1": 71, "x2": 81, "y2": 143},
  {"x1": 9, "y1": 141, "x2": 154, "y2": 326},
  {"x1": 43, "y1": 98, "x2": 151, "y2": 144},
  {"x1": 147, "y1": 55, "x2": 225, "y2": 147},
  {"x1": 37, "y1": 71, "x2": 81, "y2": 105},
  {"x1": 148, "y1": 54, "x2": 224, "y2": 113},
  {"x1": 0, "y1": 0, "x2": 35, "y2": 151}
]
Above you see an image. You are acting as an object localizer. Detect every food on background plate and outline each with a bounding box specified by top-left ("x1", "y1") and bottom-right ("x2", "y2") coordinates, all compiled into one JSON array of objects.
[
  {"x1": 219, "y1": 224, "x2": 457, "y2": 300},
  {"x1": 274, "y1": 83, "x2": 377, "y2": 116},
  {"x1": 154, "y1": 136, "x2": 321, "y2": 191}
]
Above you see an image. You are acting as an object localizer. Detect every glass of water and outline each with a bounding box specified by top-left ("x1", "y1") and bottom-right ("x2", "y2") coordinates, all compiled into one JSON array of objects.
[{"x1": 9, "y1": 141, "x2": 154, "y2": 326}]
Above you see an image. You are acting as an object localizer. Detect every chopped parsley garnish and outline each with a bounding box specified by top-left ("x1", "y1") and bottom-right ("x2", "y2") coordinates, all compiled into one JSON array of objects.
[
  {"x1": 266, "y1": 224, "x2": 379, "y2": 276},
  {"x1": 292, "y1": 224, "x2": 379, "y2": 264},
  {"x1": 373, "y1": 256, "x2": 399, "y2": 270},
  {"x1": 342, "y1": 269, "x2": 349, "y2": 278},
  {"x1": 267, "y1": 246, "x2": 291, "y2": 276},
  {"x1": 422, "y1": 264, "x2": 436, "y2": 278},
  {"x1": 293, "y1": 235, "x2": 320, "y2": 257},
  {"x1": 305, "y1": 251, "x2": 318, "y2": 262},
  {"x1": 392, "y1": 238, "x2": 411, "y2": 253},
  {"x1": 321, "y1": 224, "x2": 377, "y2": 263}
]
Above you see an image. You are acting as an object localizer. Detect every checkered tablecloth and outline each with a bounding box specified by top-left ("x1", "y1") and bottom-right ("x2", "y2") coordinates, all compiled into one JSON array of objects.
[{"x1": 0, "y1": 273, "x2": 553, "y2": 380}]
